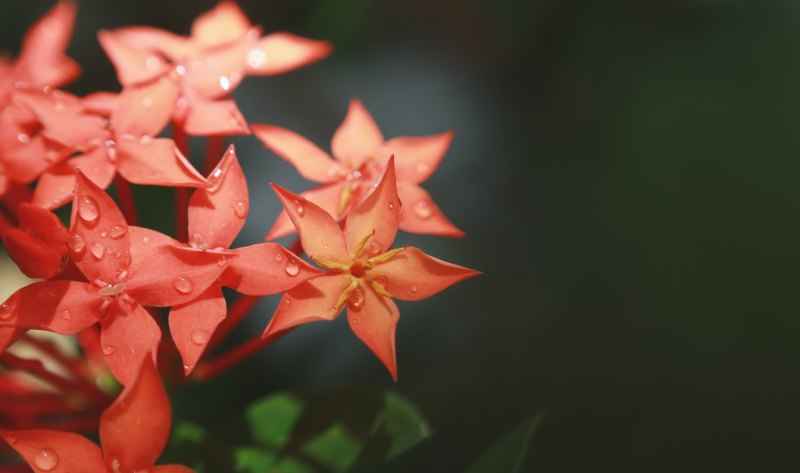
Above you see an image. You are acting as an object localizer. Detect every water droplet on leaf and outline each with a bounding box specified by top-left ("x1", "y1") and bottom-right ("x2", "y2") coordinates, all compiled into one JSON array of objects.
[
  {"x1": 33, "y1": 449, "x2": 59, "y2": 471},
  {"x1": 172, "y1": 276, "x2": 194, "y2": 294},
  {"x1": 78, "y1": 196, "x2": 99, "y2": 222},
  {"x1": 285, "y1": 259, "x2": 299, "y2": 276}
]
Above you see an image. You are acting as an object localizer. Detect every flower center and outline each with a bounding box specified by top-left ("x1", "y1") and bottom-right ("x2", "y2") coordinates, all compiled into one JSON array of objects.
[{"x1": 349, "y1": 261, "x2": 366, "y2": 278}]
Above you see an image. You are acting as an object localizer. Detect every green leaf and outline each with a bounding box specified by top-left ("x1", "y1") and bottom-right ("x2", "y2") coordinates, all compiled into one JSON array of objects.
[
  {"x1": 301, "y1": 423, "x2": 362, "y2": 472},
  {"x1": 246, "y1": 392, "x2": 305, "y2": 448},
  {"x1": 173, "y1": 422, "x2": 207, "y2": 446},
  {"x1": 371, "y1": 391, "x2": 432, "y2": 459},
  {"x1": 465, "y1": 410, "x2": 548, "y2": 473},
  {"x1": 235, "y1": 447, "x2": 278, "y2": 473}
]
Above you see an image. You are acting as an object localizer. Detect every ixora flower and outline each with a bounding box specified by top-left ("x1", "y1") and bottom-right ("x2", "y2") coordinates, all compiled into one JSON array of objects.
[
  {"x1": 254, "y1": 98, "x2": 463, "y2": 240},
  {"x1": 98, "y1": 1, "x2": 331, "y2": 136},
  {"x1": 0, "y1": 358, "x2": 195, "y2": 473},
  {"x1": 134, "y1": 145, "x2": 320, "y2": 374},
  {"x1": 0, "y1": 172, "x2": 229, "y2": 384},
  {"x1": 263, "y1": 158, "x2": 480, "y2": 380},
  {"x1": 2, "y1": 203, "x2": 70, "y2": 279}
]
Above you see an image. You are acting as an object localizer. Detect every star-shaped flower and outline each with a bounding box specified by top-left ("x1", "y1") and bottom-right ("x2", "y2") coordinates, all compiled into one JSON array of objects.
[
  {"x1": 263, "y1": 157, "x2": 480, "y2": 379},
  {"x1": 254, "y1": 99, "x2": 464, "y2": 241},
  {"x1": 98, "y1": 1, "x2": 331, "y2": 136},
  {"x1": 0, "y1": 358, "x2": 195, "y2": 473}
]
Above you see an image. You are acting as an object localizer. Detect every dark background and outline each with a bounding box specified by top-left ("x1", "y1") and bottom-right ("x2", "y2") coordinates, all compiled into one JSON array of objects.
[{"x1": 1, "y1": 0, "x2": 798, "y2": 471}]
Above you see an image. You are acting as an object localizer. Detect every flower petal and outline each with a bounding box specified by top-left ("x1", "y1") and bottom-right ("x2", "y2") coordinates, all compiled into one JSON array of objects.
[
  {"x1": 396, "y1": 182, "x2": 464, "y2": 237},
  {"x1": 368, "y1": 247, "x2": 480, "y2": 301},
  {"x1": 70, "y1": 171, "x2": 131, "y2": 284},
  {"x1": 188, "y1": 145, "x2": 246, "y2": 249},
  {"x1": 344, "y1": 157, "x2": 400, "y2": 256},
  {"x1": 383, "y1": 131, "x2": 453, "y2": 184},
  {"x1": 111, "y1": 76, "x2": 178, "y2": 137},
  {"x1": 270, "y1": 184, "x2": 349, "y2": 263},
  {"x1": 100, "y1": 356, "x2": 169, "y2": 469},
  {"x1": 98, "y1": 30, "x2": 169, "y2": 87},
  {"x1": 128, "y1": 226, "x2": 179, "y2": 257},
  {"x1": 153, "y1": 465, "x2": 196, "y2": 473},
  {"x1": 18, "y1": 202, "x2": 69, "y2": 249},
  {"x1": 265, "y1": 181, "x2": 346, "y2": 240},
  {"x1": 245, "y1": 32, "x2": 332, "y2": 76},
  {"x1": 99, "y1": 302, "x2": 161, "y2": 386},
  {"x1": 222, "y1": 243, "x2": 322, "y2": 295},
  {"x1": 110, "y1": 26, "x2": 191, "y2": 62},
  {"x1": 331, "y1": 99, "x2": 383, "y2": 164},
  {"x1": 182, "y1": 34, "x2": 249, "y2": 100},
  {"x1": 17, "y1": 1, "x2": 81, "y2": 88},
  {"x1": 82, "y1": 91, "x2": 118, "y2": 116},
  {"x1": 169, "y1": 286, "x2": 226, "y2": 375},
  {"x1": 0, "y1": 281, "x2": 101, "y2": 335},
  {"x1": 15, "y1": 90, "x2": 107, "y2": 149},
  {"x1": 253, "y1": 124, "x2": 338, "y2": 183},
  {"x1": 32, "y1": 147, "x2": 116, "y2": 210},
  {"x1": 1, "y1": 134, "x2": 71, "y2": 184},
  {"x1": 182, "y1": 98, "x2": 249, "y2": 136},
  {"x1": 191, "y1": 1, "x2": 252, "y2": 49},
  {"x1": 116, "y1": 138, "x2": 208, "y2": 187},
  {"x1": 0, "y1": 429, "x2": 106, "y2": 473},
  {"x1": 0, "y1": 328, "x2": 24, "y2": 352},
  {"x1": 347, "y1": 286, "x2": 399, "y2": 380},
  {"x1": 2, "y1": 229, "x2": 63, "y2": 279},
  {"x1": 262, "y1": 274, "x2": 350, "y2": 339}
]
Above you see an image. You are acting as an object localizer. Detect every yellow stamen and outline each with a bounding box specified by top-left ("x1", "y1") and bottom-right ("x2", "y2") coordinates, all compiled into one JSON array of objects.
[
  {"x1": 311, "y1": 257, "x2": 350, "y2": 272},
  {"x1": 352, "y1": 230, "x2": 375, "y2": 259},
  {"x1": 370, "y1": 280, "x2": 392, "y2": 298},
  {"x1": 335, "y1": 277, "x2": 360, "y2": 310},
  {"x1": 338, "y1": 184, "x2": 352, "y2": 216},
  {"x1": 367, "y1": 247, "x2": 405, "y2": 266}
]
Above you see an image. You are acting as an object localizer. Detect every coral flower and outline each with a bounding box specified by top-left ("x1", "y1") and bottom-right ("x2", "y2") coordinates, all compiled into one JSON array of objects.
[
  {"x1": 254, "y1": 99, "x2": 463, "y2": 240},
  {"x1": 263, "y1": 158, "x2": 480, "y2": 379},
  {"x1": 2, "y1": 203, "x2": 69, "y2": 280},
  {"x1": 0, "y1": 358, "x2": 195, "y2": 473}
]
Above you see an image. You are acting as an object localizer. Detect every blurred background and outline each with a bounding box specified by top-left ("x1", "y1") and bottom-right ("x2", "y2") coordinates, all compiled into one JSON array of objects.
[{"x1": 1, "y1": 0, "x2": 799, "y2": 471}]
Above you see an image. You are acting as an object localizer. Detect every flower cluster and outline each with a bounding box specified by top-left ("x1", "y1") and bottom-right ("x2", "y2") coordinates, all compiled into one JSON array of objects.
[{"x1": 0, "y1": 2, "x2": 479, "y2": 471}]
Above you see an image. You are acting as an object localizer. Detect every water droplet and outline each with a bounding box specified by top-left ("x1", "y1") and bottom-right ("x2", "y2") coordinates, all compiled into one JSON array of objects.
[
  {"x1": 176, "y1": 64, "x2": 187, "y2": 76},
  {"x1": 349, "y1": 285, "x2": 365, "y2": 309},
  {"x1": 145, "y1": 55, "x2": 160, "y2": 71},
  {"x1": 99, "y1": 284, "x2": 125, "y2": 297},
  {"x1": 17, "y1": 132, "x2": 30, "y2": 143},
  {"x1": 139, "y1": 134, "x2": 152, "y2": 145},
  {"x1": 232, "y1": 201, "x2": 247, "y2": 218},
  {"x1": 36, "y1": 287, "x2": 59, "y2": 305},
  {"x1": 284, "y1": 296, "x2": 291, "y2": 305},
  {"x1": 219, "y1": 75, "x2": 231, "y2": 91},
  {"x1": 246, "y1": 48, "x2": 268, "y2": 69},
  {"x1": 109, "y1": 225, "x2": 127, "y2": 239},
  {"x1": 294, "y1": 198, "x2": 305, "y2": 217},
  {"x1": 140, "y1": 95, "x2": 153, "y2": 108},
  {"x1": 61, "y1": 310, "x2": 72, "y2": 320},
  {"x1": 413, "y1": 200, "x2": 433, "y2": 219},
  {"x1": 110, "y1": 458, "x2": 122, "y2": 473},
  {"x1": 191, "y1": 330, "x2": 209, "y2": 345},
  {"x1": 69, "y1": 232, "x2": 86, "y2": 253},
  {"x1": 99, "y1": 229, "x2": 108, "y2": 238},
  {"x1": 105, "y1": 246, "x2": 113, "y2": 256},
  {"x1": 417, "y1": 163, "x2": 430, "y2": 174},
  {"x1": 33, "y1": 449, "x2": 59, "y2": 471},
  {"x1": 102, "y1": 345, "x2": 115, "y2": 356},
  {"x1": 193, "y1": 233, "x2": 208, "y2": 250},
  {"x1": 216, "y1": 256, "x2": 227, "y2": 267},
  {"x1": 368, "y1": 241, "x2": 381, "y2": 256},
  {"x1": 90, "y1": 242, "x2": 105, "y2": 260},
  {"x1": 273, "y1": 252, "x2": 283, "y2": 263},
  {"x1": 141, "y1": 235, "x2": 150, "y2": 245},
  {"x1": 172, "y1": 276, "x2": 194, "y2": 294},
  {"x1": 208, "y1": 167, "x2": 224, "y2": 185},
  {"x1": 53, "y1": 101, "x2": 66, "y2": 113},
  {"x1": 78, "y1": 196, "x2": 99, "y2": 222},
  {"x1": 0, "y1": 303, "x2": 12, "y2": 319},
  {"x1": 284, "y1": 259, "x2": 300, "y2": 276},
  {"x1": 410, "y1": 284, "x2": 418, "y2": 293}
]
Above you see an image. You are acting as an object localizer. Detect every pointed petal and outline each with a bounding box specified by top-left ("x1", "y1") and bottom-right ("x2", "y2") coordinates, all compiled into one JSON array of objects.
[
  {"x1": 128, "y1": 226, "x2": 179, "y2": 257},
  {"x1": 2, "y1": 229, "x2": 63, "y2": 279},
  {"x1": 188, "y1": 145, "x2": 246, "y2": 249},
  {"x1": 253, "y1": 124, "x2": 338, "y2": 183},
  {"x1": 396, "y1": 182, "x2": 464, "y2": 237},
  {"x1": 0, "y1": 281, "x2": 101, "y2": 334},
  {"x1": 265, "y1": 182, "x2": 346, "y2": 240},
  {"x1": 70, "y1": 171, "x2": 131, "y2": 284},
  {"x1": 182, "y1": 98, "x2": 249, "y2": 136},
  {"x1": 169, "y1": 286, "x2": 226, "y2": 375},
  {"x1": 32, "y1": 148, "x2": 116, "y2": 210},
  {"x1": 110, "y1": 26, "x2": 191, "y2": 61},
  {"x1": 99, "y1": 302, "x2": 161, "y2": 386},
  {"x1": 18, "y1": 202, "x2": 69, "y2": 249},
  {"x1": 100, "y1": 356, "x2": 169, "y2": 469},
  {"x1": 331, "y1": 99, "x2": 383, "y2": 164},
  {"x1": 0, "y1": 429, "x2": 106, "y2": 473},
  {"x1": 111, "y1": 76, "x2": 178, "y2": 137},
  {"x1": 116, "y1": 138, "x2": 208, "y2": 187},
  {"x1": 383, "y1": 131, "x2": 453, "y2": 184},
  {"x1": 262, "y1": 274, "x2": 350, "y2": 338},
  {"x1": 98, "y1": 30, "x2": 169, "y2": 87},
  {"x1": 344, "y1": 157, "x2": 400, "y2": 256},
  {"x1": 270, "y1": 184, "x2": 349, "y2": 263},
  {"x1": 347, "y1": 286, "x2": 399, "y2": 380},
  {"x1": 368, "y1": 247, "x2": 479, "y2": 301},
  {"x1": 245, "y1": 32, "x2": 332, "y2": 76},
  {"x1": 82, "y1": 91, "x2": 118, "y2": 116},
  {"x1": 17, "y1": 1, "x2": 81, "y2": 88},
  {"x1": 1, "y1": 134, "x2": 70, "y2": 184},
  {"x1": 182, "y1": 34, "x2": 249, "y2": 100},
  {"x1": 222, "y1": 243, "x2": 322, "y2": 295},
  {"x1": 15, "y1": 90, "x2": 107, "y2": 149},
  {"x1": 191, "y1": 1, "x2": 252, "y2": 49}
]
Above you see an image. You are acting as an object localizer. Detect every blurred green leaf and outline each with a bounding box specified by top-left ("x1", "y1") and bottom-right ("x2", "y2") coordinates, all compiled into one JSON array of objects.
[
  {"x1": 465, "y1": 410, "x2": 547, "y2": 473},
  {"x1": 371, "y1": 391, "x2": 432, "y2": 459},
  {"x1": 301, "y1": 423, "x2": 361, "y2": 472},
  {"x1": 235, "y1": 447, "x2": 278, "y2": 473},
  {"x1": 173, "y1": 422, "x2": 207, "y2": 445},
  {"x1": 246, "y1": 392, "x2": 305, "y2": 448}
]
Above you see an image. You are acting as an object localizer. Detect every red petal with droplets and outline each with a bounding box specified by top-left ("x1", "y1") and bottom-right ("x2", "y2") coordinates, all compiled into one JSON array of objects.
[
  {"x1": 98, "y1": 30, "x2": 169, "y2": 87},
  {"x1": 262, "y1": 274, "x2": 350, "y2": 339},
  {"x1": 270, "y1": 183, "x2": 349, "y2": 263},
  {"x1": 2, "y1": 229, "x2": 63, "y2": 279},
  {"x1": 344, "y1": 157, "x2": 400, "y2": 256},
  {"x1": 32, "y1": 147, "x2": 116, "y2": 210},
  {"x1": 70, "y1": 171, "x2": 131, "y2": 284},
  {"x1": 188, "y1": 145, "x2": 246, "y2": 249},
  {"x1": 182, "y1": 98, "x2": 250, "y2": 136},
  {"x1": 246, "y1": 32, "x2": 332, "y2": 76},
  {"x1": 116, "y1": 138, "x2": 208, "y2": 188},
  {"x1": 191, "y1": 1, "x2": 252, "y2": 49},
  {"x1": 222, "y1": 243, "x2": 322, "y2": 295},
  {"x1": 98, "y1": 302, "x2": 161, "y2": 386},
  {"x1": 265, "y1": 181, "x2": 346, "y2": 240},
  {"x1": 169, "y1": 286, "x2": 226, "y2": 375},
  {"x1": 396, "y1": 182, "x2": 464, "y2": 237},
  {"x1": 383, "y1": 131, "x2": 453, "y2": 184},
  {"x1": 347, "y1": 286, "x2": 399, "y2": 380},
  {"x1": 100, "y1": 357, "x2": 169, "y2": 469},
  {"x1": 0, "y1": 281, "x2": 101, "y2": 335},
  {"x1": 331, "y1": 99, "x2": 383, "y2": 164},
  {"x1": 111, "y1": 76, "x2": 178, "y2": 137},
  {"x1": 368, "y1": 247, "x2": 480, "y2": 301},
  {"x1": 0, "y1": 429, "x2": 106, "y2": 473},
  {"x1": 182, "y1": 34, "x2": 249, "y2": 100},
  {"x1": 253, "y1": 124, "x2": 338, "y2": 183}
]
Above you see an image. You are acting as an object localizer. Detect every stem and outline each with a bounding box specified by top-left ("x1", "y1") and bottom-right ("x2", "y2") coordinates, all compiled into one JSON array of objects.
[
  {"x1": 204, "y1": 135, "x2": 225, "y2": 176},
  {"x1": 206, "y1": 294, "x2": 262, "y2": 352},
  {"x1": 113, "y1": 175, "x2": 139, "y2": 226},
  {"x1": 172, "y1": 122, "x2": 190, "y2": 241},
  {"x1": 194, "y1": 330, "x2": 288, "y2": 381}
]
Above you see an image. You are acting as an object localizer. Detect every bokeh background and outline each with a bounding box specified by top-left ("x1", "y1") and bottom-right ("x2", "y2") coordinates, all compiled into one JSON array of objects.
[{"x1": 1, "y1": 0, "x2": 798, "y2": 471}]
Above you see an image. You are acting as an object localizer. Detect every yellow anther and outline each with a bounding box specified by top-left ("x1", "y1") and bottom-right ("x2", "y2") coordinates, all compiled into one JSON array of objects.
[
  {"x1": 352, "y1": 230, "x2": 375, "y2": 259},
  {"x1": 338, "y1": 184, "x2": 352, "y2": 215},
  {"x1": 367, "y1": 247, "x2": 405, "y2": 266},
  {"x1": 334, "y1": 277, "x2": 360, "y2": 310},
  {"x1": 370, "y1": 280, "x2": 392, "y2": 298},
  {"x1": 311, "y1": 257, "x2": 350, "y2": 272}
]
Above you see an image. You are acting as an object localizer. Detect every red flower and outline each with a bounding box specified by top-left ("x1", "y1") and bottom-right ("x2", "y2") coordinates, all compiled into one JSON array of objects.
[
  {"x1": 98, "y1": 1, "x2": 331, "y2": 136},
  {"x1": 0, "y1": 358, "x2": 194, "y2": 473},
  {"x1": 0, "y1": 172, "x2": 228, "y2": 384},
  {"x1": 2, "y1": 203, "x2": 69, "y2": 279},
  {"x1": 263, "y1": 158, "x2": 480, "y2": 379},
  {"x1": 254, "y1": 98, "x2": 464, "y2": 240}
]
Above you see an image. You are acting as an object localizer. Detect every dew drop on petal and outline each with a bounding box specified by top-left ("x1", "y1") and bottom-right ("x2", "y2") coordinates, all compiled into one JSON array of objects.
[
  {"x1": 273, "y1": 252, "x2": 283, "y2": 263},
  {"x1": 233, "y1": 201, "x2": 247, "y2": 219},
  {"x1": 33, "y1": 449, "x2": 58, "y2": 471},
  {"x1": 285, "y1": 259, "x2": 300, "y2": 276},
  {"x1": 145, "y1": 55, "x2": 160, "y2": 71},
  {"x1": 388, "y1": 200, "x2": 395, "y2": 210},
  {"x1": 246, "y1": 48, "x2": 268, "y2": 69},
  {"x1": 294, "y1": 198, "x2": 305, "y2": 217},
  {"x1": 69, "y1": 232, "x2": 86, "y2": 253},
  {"x1": 109, "y1": 225, "x2": 127, "y2": 239},
  {"x1": 193, "y1": 233, "x2": 208, "y2": 250},
  {"x1": 78, "y1": 196, "x2": 99, "y2": 223},
  {"x1": 208, "y1": 167, "x2": 224, "y2": 185},
  {"x1": 176, "y1": 64, "x2": 187, "y2": 76},
  {"x1": 61, "y1": 310, "x2": 72, "y2": 320},
  {"x1": 91, "y1": 242, "x2": 105, "y2": 260},
  {"x1": 17, "y1": 133, "x2": 30, "y2": 144},
  {"x1": 35, "y1": 287, "x2": 59, "y2": 305},
  {"x1": 0, "y1": 303, "x2": 12, "y2": 319},
  {"x1": 139, "y1": 134, "x2": 153, "y2": 145},
  {"x1": 141, "y1": 235, "x2": 150, "y2": 245},
  {"x1": 410, "y1": 284, "x2": 418, "y2": 293},
  {"x1": 191, "y1": 330, "x2": 209, "y2": 345},
  {"x1": 102, "y1": 345, "x2": 115, "y2": 356},
  {"x1": 417, "y1": 163, "x2": 430, "y2": 174},
  {"x1": 368, "y1": 241, "x2": 381, "y2": 256},
  {"x1": 140, "y1": 95, "x2": 153, "y2": 108},
  {"x1": 219, "y1": 75, "x2": 231, "y2": 91},
  {"x1": 284, "y1": 296, "x2": 291, "y2": 305},
  {"x1": 413, "y1": 200, "x2": 433, "y2": 219},
  {"x1": 172, "y1": 276, "x2": 194, "y2": 294},
  {"x1": 53, "y1": 101, "x2": 66, "y2": 113},
  {"x1": 99, "y1": 229, "x2": 108, "y2": 238},
  {"x1": 349, "y1": 285, "x2": 365, "y2": 309}
]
